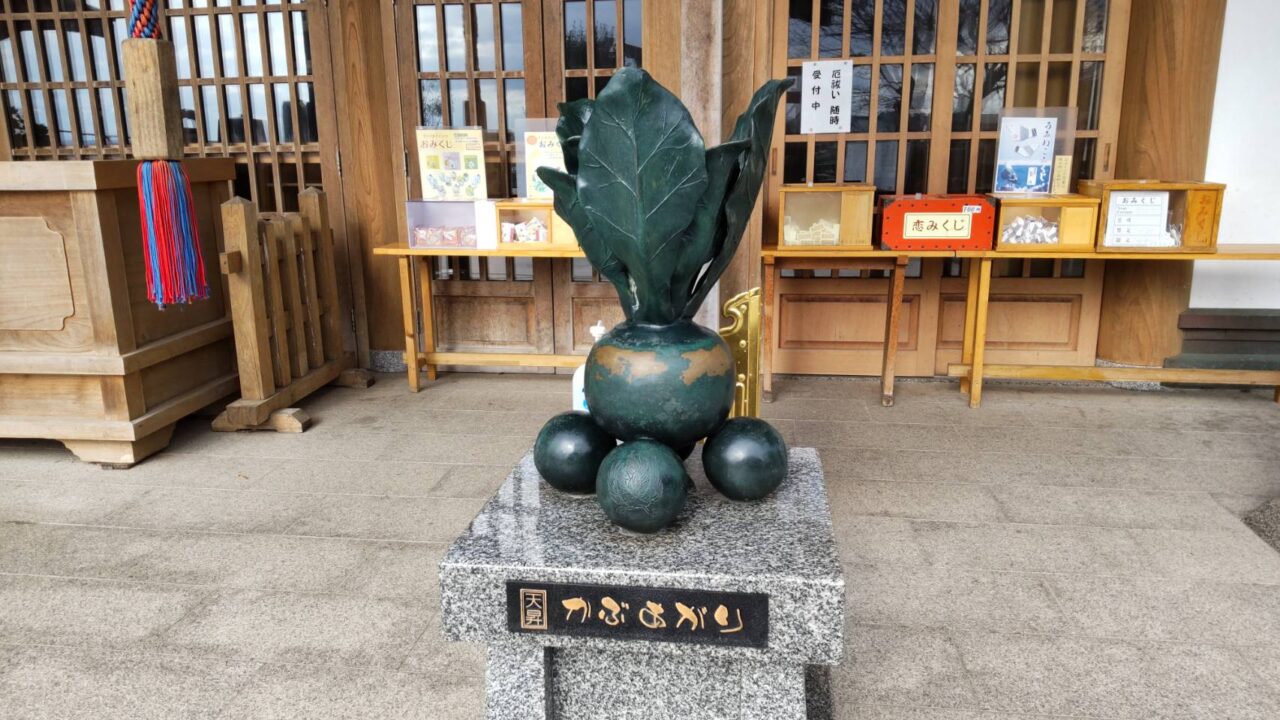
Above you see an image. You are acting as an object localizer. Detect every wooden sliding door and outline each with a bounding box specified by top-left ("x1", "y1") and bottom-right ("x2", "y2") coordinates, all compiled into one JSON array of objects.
[{"x1": 767, "y1": 0, "x2": 1128, "y2": 377}]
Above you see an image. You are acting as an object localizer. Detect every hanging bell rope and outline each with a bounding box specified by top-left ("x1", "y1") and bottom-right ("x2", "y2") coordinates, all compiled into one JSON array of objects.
[{"x1": 126, "y1": 0, "x2": 208, "y2": 308}]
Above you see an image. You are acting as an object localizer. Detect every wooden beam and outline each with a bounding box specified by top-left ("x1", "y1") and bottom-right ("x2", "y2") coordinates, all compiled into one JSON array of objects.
[{"x1": 946, "y1": 363, "x2": 1280, "y2": 386}]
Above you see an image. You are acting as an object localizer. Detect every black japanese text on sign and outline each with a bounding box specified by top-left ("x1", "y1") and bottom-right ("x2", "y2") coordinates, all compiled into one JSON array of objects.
[{"x1": 507, "y1": 581, "x2": 769, "y2": 649}]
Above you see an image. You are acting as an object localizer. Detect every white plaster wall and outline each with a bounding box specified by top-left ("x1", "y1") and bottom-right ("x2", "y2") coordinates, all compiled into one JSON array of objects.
[{"x1": 1188, "y1": 0, "x2": 1280, "y2": 308}]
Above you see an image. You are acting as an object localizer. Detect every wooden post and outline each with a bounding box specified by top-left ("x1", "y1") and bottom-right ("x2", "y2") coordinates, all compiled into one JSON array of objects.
[
  {"x1": 220, "y1": 198, "x2": 274, "y2": 401},
  {"x1": 121, "y1": 39, "x2": 185, "y2": 160},
  {"x1": 881, "y1": 257, "x2": 907, "y2": 407}
]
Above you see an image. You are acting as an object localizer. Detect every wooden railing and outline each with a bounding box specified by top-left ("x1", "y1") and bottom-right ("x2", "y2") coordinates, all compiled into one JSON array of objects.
[{"x1": 214, "y1": 189, "x2": 368, "y2": 432}]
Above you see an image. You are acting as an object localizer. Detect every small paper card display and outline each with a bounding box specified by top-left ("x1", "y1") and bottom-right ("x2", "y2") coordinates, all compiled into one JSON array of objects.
[
  {"x1": 1103, "y1": 191, "x2": 1173, "y2": 247},
  {"x1": 523, "y1": 131, "x2": 565, "y2": 200},
  {"x1": 800, "y1": 60, "x2": 853, "y2": 135},
  {"x1": 994, "y1": 116, "x2": 1057, "y2": 193},
  {"x1": 416, "y1": 128, "x2": 488, "y2": 201}
]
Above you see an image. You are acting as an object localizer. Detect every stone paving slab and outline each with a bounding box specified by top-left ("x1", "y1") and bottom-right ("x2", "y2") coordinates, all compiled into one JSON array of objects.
[{"x1": 0, "y1": 374, "x2": 1278, "y2": 719}]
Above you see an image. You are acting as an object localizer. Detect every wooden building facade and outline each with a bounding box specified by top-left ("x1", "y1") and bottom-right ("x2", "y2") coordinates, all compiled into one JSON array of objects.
[{"x1": 0, "y1": 0, "x2": 1221, "y2": 376}]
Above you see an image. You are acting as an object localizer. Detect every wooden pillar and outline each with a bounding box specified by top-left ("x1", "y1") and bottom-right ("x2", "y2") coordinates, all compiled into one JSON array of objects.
[{"x1": 1096, "y1": 0, "x2": 1227, "y2": 366}]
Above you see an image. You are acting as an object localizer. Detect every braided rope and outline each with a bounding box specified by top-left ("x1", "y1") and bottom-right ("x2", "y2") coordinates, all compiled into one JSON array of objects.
[{"x1": 128, "y1": 0, "x2": 160, "y2": 40}]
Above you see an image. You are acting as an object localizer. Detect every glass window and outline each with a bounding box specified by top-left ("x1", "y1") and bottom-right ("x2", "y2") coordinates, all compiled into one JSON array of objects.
[
  {"x1": 566, "y1": 0, "x2": 588, "y2": 68},
  {"x1": 472, "y1": 4, "x2": 496, "y2": 71},
  {"x1": 444, "y1": 4, "x2": 467, "y2": 71},
  {"x1": 844, "y1": 141, "x2": 867, "y2": 183},
  {"x1": 881, "y1": 0, "x2": 906, "y2": 56},
  {"x1": 787, "y1": 0, "x2": 812, "y2": 59},
  {"x1": 814, "y1": 141, "x2": 837, "y2": 183},
  {"x1": 908, "y1": 64, "x2": 934, "y2": 132},
  {"x1": 877, "y1": 64, "x2": 903, "y2": 132},
  {"x1": 595, "y1": 0, "x2": 618, "y2": 67},
  {"x1": 874, "y1": 140, "x2": 899, "y2": 193},
  {"x1": 501, "y1": 3, "x2": 523, "y2": 71},
  {"x1": 622, "y1": 0, "x2": 642, "y2": 66}
]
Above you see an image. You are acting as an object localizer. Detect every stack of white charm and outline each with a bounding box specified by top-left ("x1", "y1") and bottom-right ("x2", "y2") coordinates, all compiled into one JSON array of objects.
[
  {"x1": 1001, "y1": 215, "x2": 1060, "y2": 245},
  {"x1": 501, "y1": 216, "x2": 549, "y2": 244}
]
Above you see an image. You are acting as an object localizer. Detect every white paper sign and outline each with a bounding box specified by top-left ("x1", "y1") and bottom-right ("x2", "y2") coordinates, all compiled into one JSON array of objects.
[
  {"x1": 1104, "y1": 191, "x2": 1173, "y2": 247},
  {"x1": 800, "y1": 60, "x2": 852, "y2": 134}
]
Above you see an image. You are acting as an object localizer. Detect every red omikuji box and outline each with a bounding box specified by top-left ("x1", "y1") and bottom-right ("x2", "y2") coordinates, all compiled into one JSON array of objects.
[{"x1": 879, "y1": 194, "x2": 996, "y2": 251}]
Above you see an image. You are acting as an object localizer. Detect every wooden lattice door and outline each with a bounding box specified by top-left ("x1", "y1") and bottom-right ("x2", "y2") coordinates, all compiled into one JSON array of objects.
[{"x1": 767, "y1": 0, "x2": 1129, "y2": 378}]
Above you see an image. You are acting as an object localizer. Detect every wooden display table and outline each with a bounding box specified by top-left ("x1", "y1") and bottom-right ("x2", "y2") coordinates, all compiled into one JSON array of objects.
[
  {"x1": 374, "y1": 243, "x2": 587, "y2": 392},
  {"x1": 950, "y1": 245, "x2": 1280, "y2": 407},
  {"x1": 762, "y1": 246, "x2": 959, "y2": 406},
  {"x1": 0, "y1": 158, "x2": 237, "y2": 464}
]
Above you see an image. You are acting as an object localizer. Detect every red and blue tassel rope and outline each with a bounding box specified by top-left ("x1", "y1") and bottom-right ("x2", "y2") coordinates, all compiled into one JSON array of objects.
[{"x1": 131, "y1": 0, "x2": 208, "y2": 308}]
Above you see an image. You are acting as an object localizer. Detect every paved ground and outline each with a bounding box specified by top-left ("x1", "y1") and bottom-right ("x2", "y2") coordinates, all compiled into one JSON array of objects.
[{"x1": 2, "y1": 373, "x2": 1280, "y2": 719}]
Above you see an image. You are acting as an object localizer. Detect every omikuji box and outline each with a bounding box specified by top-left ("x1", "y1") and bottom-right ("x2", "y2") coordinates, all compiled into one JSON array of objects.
[
  {"x1": 777, "y1": 184, "x2": 876, "y2": 247},
  {"x1": 990, "y1": 193, "x2": 1100, "y2": 252},
  {"x1": 879, "y1": 194, "x2": 996, "y2": 251},
  {"x1": 406, "y1": 200, "x2": 478, "y2": 249},
  {"x1": 1078, "y1": 180, "x2": 1225, "y2": 253}
]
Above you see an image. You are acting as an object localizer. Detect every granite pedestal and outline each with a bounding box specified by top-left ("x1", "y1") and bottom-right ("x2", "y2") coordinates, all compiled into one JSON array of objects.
[{"x1": 439, "y1": 448, "x2": 845, "y2": 720}]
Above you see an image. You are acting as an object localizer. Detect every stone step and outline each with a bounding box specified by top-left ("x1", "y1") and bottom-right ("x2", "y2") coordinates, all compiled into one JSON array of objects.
[
  {"x1": 1164, "y1": 353, "x2": 1280, "y2": 371},
  {"x1": 1181, "y1": 339, "x2": 1280, "y2": 355},
  {"x1": 1179, "y1": 308, "x2": 1280, "y2": 331}
]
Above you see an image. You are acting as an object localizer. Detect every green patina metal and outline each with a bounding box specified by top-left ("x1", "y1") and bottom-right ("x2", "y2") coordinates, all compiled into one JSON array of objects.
[
  {"x1": 702, "y1": 417, "x2": 788, "y2": 502},
  {"x1": 532, "y1": 68, "x2": 792, "y2": 531},
  {"x1": 596, "y1": 439, "x2": 689, "y2": 534},
  {"x1": 533, "y1": 411, "x2": 617, "y2": 495}
]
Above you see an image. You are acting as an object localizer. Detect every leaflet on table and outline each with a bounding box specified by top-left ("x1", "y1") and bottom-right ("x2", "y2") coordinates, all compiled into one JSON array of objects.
[
  {"x1": 522, "y1": 131, "x2": 565, "y2": 200},
  {"x1": 416, "y1": 127, "x2": 488, "y2": 201}
]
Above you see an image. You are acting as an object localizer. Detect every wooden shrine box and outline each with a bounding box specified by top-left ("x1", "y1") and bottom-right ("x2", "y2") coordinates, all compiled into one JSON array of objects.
[
  {"x1": 778, "y1": 184, "x2": 876, "y2": 247},
  {"x1": 1079, "y1": 179, "x2": 1225, "y2": 253},
  {"x1": 0, "y1": 158, "x2": 237, "y2": 465},
  {"x1": 495, "y1": 199, "x2": 577, "y2": 247},
  {"x1": 991, "y1": 193, "x2": 1100, "y2": 252},
  {"x1": 880, "y1": 194, "x2": 995, "y2": 251}
]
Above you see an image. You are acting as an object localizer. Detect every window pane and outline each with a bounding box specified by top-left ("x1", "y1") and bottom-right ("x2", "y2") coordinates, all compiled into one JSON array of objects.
[
  {"x1": 4, "y1": 91, "x2": 27, "y2": 149},
  {"x1": 903, "y1": 140, "x2": 929, "y2": 194},
  {"x1": 882, "y1": 0, "x2": 906, "y2": 55},
  {"x1": 176, "y1": 85, "x2": 196, "y2": 144},
  {"x1": 850, "y1": 0, "x2": 873, "y2": 56},
  {"x1": 224, "y1": 85, "x2": 244, "y2": 143},
  {"x1": 291, "y1": 12, "x2": 310, "y2": 74},
  {"x1": 814, "y1": 141, "x2": 837, "y2": 183},
  {"x1": 477, "y1": 78, "x2": 499, "y2": 134},
  {"x1": 908, "y1": 63, "x2": 933, "y2": 132},
  {"x1": 242, "y1": 14, "x2": 263, "y2": 77},
  {"x1": 248, "y1": 83, "x2": 268, "y2": 142},
  {"x1": 594, "y1": 74, "x2": 610, "y2": 97},
  {"x1": 63, "y1": 26, "x2": 86, "y2": 82},
  {"x1": 874, "y1": 140, "x2": 898, "y2": 193},
  {"x1": 472, "y1": 4, "x2": 495, "y2": 71},
  {"x1": 787, "y1": 0, "x2": 812, "y2": 59},
  {"x1": 1046, "y1": 62, "x2": 1071, "y2": 107},
  {"x1": 1018, "y1": 0, "x2": 1044, "y2": 53},
  {"x1": 783, "y1": 141, "x2": 807, "y2": 183},
  {"x1": 40, "y1": 22, "x2": 63, "y2": 82},
  {"x1": 299, "y1": 83, "x2": 317, "y2": 142},
  {"x1": 622, "y1": 0, "x2": 641, "y2": 66},
  {"x1": 877, "y1": 64, "x2": 902, "y2": 132},
  {"x1": 818, "y1": 0, "x2": 842, "y2": 58},
  {"x1": 501, "y1": 3, "x2": 523, "y2": 71},
  {"x1": 1083, "y1": 0, "x2": 1108, "y2": 52},
  {"x1": 504, "y1": 78, "x2": 525, "y2": 141},
  {"x1": 1060, "y1": 259, "x2": 1085, "y2": 278},
  {"x1": 75, "y1": 88, "x2": 96, "y2": 145},
  {"x1": 844, "y1": 141, "x2": 867, "y2": 182},
  {"x1": 571, "y1": 258, "x2": 594, "y2": 282},
  {"x1": 1050, "y1": 0, "x2": 1077, "y2": 53},
  {"x1": 913, "y1": 0, "x2": 937, "y2": 55},
  {"x1": 273, "y1": 82, "x2": 292, "y2": 142},
  {"x1": 1073, "y1": 137, "x2": 1096, "y2": 180},
  {"x1": 27, "y1": 90, "x2": 49, "y2": 147},
  {"x1": 168, "y1": 19, "x2": 192, "y2": 79},
  {"x1": 595, "y1": 0, "x2": 618, "y2": 67},
  {"x1": 947, "y1": 139, "x2": 970, "y2": 192},
  {"x1": 267, "y1": 12, "x2": 288, "y2": 75},
  {"x1": 565, "y1": 0, "x2": 588, "y2": 69},
  {"x1": 785, "y1": 66, "x2": 801, "y2": 133},
  {"x1": 416, "y1": 6, "x2": 439, "y2": 72},
  {"x1": 444, "y1": 4, "x2": 466, "y2": 71},
  {"x1": 975, "y1": 138, "x2": 996, "y2": 192},
  {"x1": 1014, "y1": 62, "x2": 1039, "y2": 107},
  {"x1": 851, "y1": 65, "x2": 871, "y2": 132},
  {"x1": 514, "y1": 257, "x2": 534, "y2": 281},
  {"x1": 99, "y1": 87, "x2": 120, "y2": 145},
  {"x1": 566, "y1": 76, "x2": 588, "y2": 101},
  {"x1": 987, "y1": 0, "x2": 1012, "y2": 54},
  {"x1": 956, "y1": 0, "x2": 980, "y2": 55},
  {"x1": 218, "y1": 14, "x2": 239, "y2": 76},
  {"x1": 1077, "y1": 61, "x2": 1103, "y2": 130},
  {"x1": 198, "y1": 85, "x2": 219, "y2": 143},
  {"x1": 50, "y1": 89, "x2": 72, "y2": 146},
  {"x1": 952, "y1": 63, "x2": 974, "y2": 131},
  {"x1": 980, "y1": 62, "x2": 1006, "y2": 131},
  {"x1": 192, "y1": 16, "x2": 215, "y2": 77},
  {"x1": 420, "y1": 79, "x2": 443, "y2": 128},
  {"x1": 447, "y1": 78, "x2": 468, "y2": 127}
]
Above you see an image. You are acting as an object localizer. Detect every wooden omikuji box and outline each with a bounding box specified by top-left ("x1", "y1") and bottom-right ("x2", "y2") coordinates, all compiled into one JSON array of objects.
[
  {"x1": 495, "y1": 199, "x2": 577, "y2": 247},
  {"x1": 778, "y1": 184, "x2": 876, "y2": 247},
  {"x1": 1078, "y1": 179, "x2": 1226, "y2": 253},
  {"x1": 990, "y1": 193, "x2": 1100, "y2": 252},
  {"x1": 0, "y1": 158, "x2": 237, "y2": 465},
  {"x1": 879, "y1": 194, "x2": 996, "y2": 251}
]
